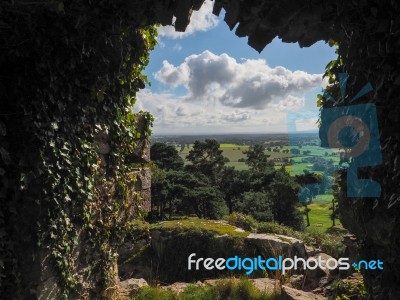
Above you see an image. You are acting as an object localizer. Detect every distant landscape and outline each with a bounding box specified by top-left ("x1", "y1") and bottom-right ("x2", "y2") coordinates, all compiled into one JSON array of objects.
[{"x1": 151, "y1": 133, "x2": 343, "y2": 232}]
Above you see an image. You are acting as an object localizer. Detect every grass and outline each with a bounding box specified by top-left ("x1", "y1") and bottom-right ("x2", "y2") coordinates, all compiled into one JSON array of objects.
[
  {"x1": 151, "y1": 217, "x2": 250, "y2": 238},
  {"x1": 301, "y1": 194, "x2": 344, "y2": 232},
  {"x1": 131, "y1": 278, "x2": 280, "y2": 300}
]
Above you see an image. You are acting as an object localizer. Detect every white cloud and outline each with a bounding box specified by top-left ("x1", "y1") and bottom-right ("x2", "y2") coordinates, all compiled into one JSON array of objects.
[
  {"x1": 135, "y1": 89, "x2": 290, "y2": 134},
  {"x1": 155, "y1": 60, "x2": 190, "y2": 88},
  {"x1": 154, "y1": 51, "x2": 323, "y2": 109},
  {"x1": 221, "y1": 112, "x2": 251, "y2": 122},
  {"x1": 158, "y1": 1, "x2": 219, "y2": 39},
  {"x1": 295, "y1": 117, "x2": 319, "y2": 132},
  {"x1": 269, "y1": 95, "x2": 305, "y2": 112}
]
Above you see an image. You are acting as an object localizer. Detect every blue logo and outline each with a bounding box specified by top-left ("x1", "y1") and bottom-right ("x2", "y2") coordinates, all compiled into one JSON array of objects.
[{"x1": 288, "y1": 73, "x2": 382, "y2": 200}]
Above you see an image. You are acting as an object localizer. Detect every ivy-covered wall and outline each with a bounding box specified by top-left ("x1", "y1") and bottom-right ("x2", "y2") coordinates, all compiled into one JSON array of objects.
[{"x1": 0, "y1": 1, "x2": 161, "y2": 299}]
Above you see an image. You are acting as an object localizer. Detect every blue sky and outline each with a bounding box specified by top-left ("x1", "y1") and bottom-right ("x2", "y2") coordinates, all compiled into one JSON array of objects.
[{"x1": 135, "y1": 1, "x2": 337, "y2": 135}]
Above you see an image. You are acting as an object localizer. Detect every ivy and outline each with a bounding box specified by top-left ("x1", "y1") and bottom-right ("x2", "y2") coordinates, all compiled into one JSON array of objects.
[
  {"x1": 317, "y1": 40, "x2": 343, "y2": 108},
  {"x1": 0, "y1": 1, "x2": 158, "y2": 298}
]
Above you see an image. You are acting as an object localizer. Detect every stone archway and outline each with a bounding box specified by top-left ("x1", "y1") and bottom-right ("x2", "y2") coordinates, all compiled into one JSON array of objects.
[{"x1": 1, "y1": 0, "x2": 399, "y2": 299}]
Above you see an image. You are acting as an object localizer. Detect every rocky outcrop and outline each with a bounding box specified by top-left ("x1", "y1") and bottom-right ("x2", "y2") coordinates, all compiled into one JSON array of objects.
[
  {"x1": 119, "y1": 278, "x2": 148, "y2": 299},
  {"x1": 249, "y1": 278, "x2": 279, "y2": 293},
  {"x1": 151, "y1": 230, "x2": 308, "y2": 262},
  {"x1": 148, "y1": 229, "x2": 309, "y2": 282},
  {"x1": 281, "y1": 285, "x2": 327, "y2": 300},
  {"x1": 246, "y1": 233, "x2": 307, "y2": 258},
  {"x1": 305, "y1": 253, "x2": 334, "y2": 279},
  {"x1": 289, "y1": 275, "x2": 304, "y2": 290}
]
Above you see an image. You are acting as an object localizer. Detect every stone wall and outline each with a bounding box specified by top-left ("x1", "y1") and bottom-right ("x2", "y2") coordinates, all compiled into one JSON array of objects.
[{"x1": 33, "y1": 114, "x2": 152, "y2": 299}]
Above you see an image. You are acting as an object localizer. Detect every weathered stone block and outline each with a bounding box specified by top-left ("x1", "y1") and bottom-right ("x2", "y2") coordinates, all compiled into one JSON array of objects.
[
  {"x1": 132, "y1": 168, "x2": 151, "y2": 191},
  {"x1": 281, "y1": 285, "x2": 327, "y2": 300},
  {"x1": 132, "y1": 139, "x2": 150, "y2": 163},
  {"x1": 140, "y1": 188, "x2": 151, "y2": 212},
  {"x1": 119, "y1": 278, "x2": 148, "y2": 299}
]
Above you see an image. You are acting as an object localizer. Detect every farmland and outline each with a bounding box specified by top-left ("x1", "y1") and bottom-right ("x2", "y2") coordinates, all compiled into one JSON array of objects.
[
  {"x1": 173, "y1": 140, "x2": 342, "y2": 232},
  {"x1": 178, "y1": 142, "x2": 341, "y2": 176}
]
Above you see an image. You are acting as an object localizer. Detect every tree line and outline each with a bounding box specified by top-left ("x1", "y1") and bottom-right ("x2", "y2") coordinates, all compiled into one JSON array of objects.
[{"x1": 150, "y1": 140, "x2": 305, "y2": 230}]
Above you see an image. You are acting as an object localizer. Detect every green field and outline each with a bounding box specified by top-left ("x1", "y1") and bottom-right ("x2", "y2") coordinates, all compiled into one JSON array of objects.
[
  {"x1": 178, "y1": 143, "x2": 251, "y2": 170},
  {"x1": 301, "y1": 194, "x2": 343, "y2": 232},
  {"x1": 178, "y1": 143, "x2": 340, "y2": 176}
]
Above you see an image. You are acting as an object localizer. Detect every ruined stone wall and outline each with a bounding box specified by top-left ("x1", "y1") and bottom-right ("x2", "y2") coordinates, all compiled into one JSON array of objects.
[{"x1": 35, "y1": 114, "x2": 152, "y2": 299}]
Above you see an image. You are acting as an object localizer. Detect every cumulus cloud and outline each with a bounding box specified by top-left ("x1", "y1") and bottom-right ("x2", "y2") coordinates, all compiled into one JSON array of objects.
[
  {"x1": 154, "y1": 51, "x2": 323, "y2": 109},
  {"x1": 158, "y1": 1, "x2": 219, "y2": 39},
  {"x1": 135, "y1": 90, "x2": 289, "y2": 134},
  {"x1": 155, "y1": 60, "x2": 190, "y2": 88}
]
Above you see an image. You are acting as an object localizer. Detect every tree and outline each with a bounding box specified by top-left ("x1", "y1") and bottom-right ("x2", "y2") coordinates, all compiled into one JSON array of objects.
[
  {"x1": 186, "y1": 139, "x2": 228, "y2": 184},
  {"x1": 330, "y1": 177, "x2": 341, "y2": 227},
  {"x1": 151, "y1": 167, "x2": 169, "y2": 220},
  {"x1": 151, "y1": 142, "x2": 184, "y2": 170},
  {"x1": 233, "y1": 191, "x2": 273, "y2": 222},
  {"x1": 153, "y1": 170, "x2": 228, "y2": 220},
  {"x1": 320, "y1": 174, "x2": 332, "y2": 194},
  {"x1": 219, "y1": 166, "x2": 239, "y2": 214},
  {"x1": 329, "y1": 197, "x2": 338, "y2": 227},
  {"x1": 269, "y1": 167, "x2": 304, "y2": 229},
  {"x1": 298, "y1": 187, "x2": 312, "y2": 226},
  {"x1": 243, "y1": 144, "x2": 273, "y2": 173},
  {"x1": 290, "y1": 148, "x2": 300, "y2": 155},
  {"x1": 187, "y1": 185, "x2": 228, "y2": 219}
]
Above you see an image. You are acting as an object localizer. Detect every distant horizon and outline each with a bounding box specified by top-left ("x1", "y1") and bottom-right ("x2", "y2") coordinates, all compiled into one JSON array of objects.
[{"x1": 152, "y1": 131, "x2": 318, "y2": 137}]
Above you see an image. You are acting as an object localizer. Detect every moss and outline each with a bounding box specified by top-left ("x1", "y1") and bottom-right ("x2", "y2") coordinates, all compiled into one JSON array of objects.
[
  {"x1": 224, "y1": 213, "x2": 258, "y2": 232},
  {"x1": 146, "y1": 219, "x2": 254, "y2": 283},
  {"x1": 151, "y1": 217, "x2": 250, "y2": 238}
]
